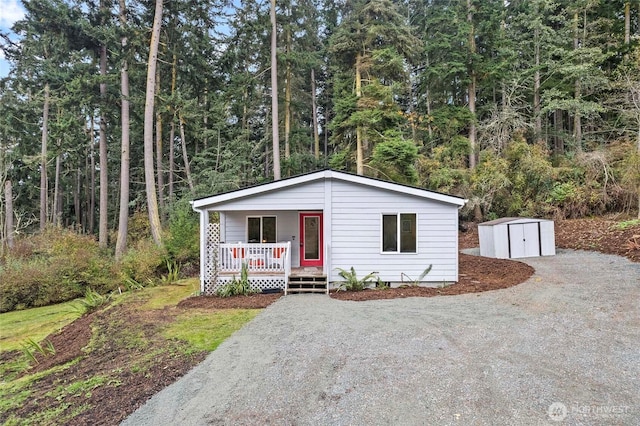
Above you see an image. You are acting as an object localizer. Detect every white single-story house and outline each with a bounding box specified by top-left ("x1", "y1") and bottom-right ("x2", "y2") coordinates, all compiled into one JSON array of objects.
[{"x1": 191, "y1": 169, "x2": 467, "y2": 294}]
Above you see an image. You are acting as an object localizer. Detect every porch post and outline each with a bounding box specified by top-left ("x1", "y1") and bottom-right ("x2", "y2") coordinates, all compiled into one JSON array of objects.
[
  {"x1": 199, "y1": 209, "x2": 209, "y2": 293},
  {"x1": 323, "y1": 177, "x2": 332, "y2": 286}
]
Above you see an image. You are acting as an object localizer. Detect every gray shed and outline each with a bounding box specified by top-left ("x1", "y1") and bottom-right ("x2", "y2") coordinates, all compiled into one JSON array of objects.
[{"x1": 478, "y1": 217, "x2": 555, "y2": 259}]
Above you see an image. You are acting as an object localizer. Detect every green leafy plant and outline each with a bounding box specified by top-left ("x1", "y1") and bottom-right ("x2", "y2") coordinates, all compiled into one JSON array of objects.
[
  {"x1": 71, "y1": 288, "x2": 111, "y2": 314},
  {"x1": 21, "y1": 337, "x2": 56, "y2": 365},
  {"x1": 123, "y1": 278, "x2": 145, "y2": 291},
  {"x1": 335, "y1": 267, "x2": 379, "y2": 291},
  {"x1": 215, "y1": 263, "x2": 256, "y2": 297},
  {"x1": 161, "y1": 260, "x2": 181, "y2": 284},
  {"x1": 611, "y1": 219, "x2": 640, "y2": 231},
  {"x1": 400, "y1": 265, "x2": 433, "y2": 286}
]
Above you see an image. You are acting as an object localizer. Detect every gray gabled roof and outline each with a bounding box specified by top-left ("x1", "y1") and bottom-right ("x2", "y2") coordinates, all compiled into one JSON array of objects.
[{"x1": 191, "y1": 169, "x2": 467, "y2": 211}]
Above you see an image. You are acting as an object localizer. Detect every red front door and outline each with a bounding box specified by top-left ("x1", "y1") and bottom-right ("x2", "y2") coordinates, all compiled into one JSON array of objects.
[{"x1": 299, "y1": 213, "x2": 323, "y2": 267}]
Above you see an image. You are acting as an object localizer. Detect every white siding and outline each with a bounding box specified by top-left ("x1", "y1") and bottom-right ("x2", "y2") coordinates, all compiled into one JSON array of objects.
[
  {"x1": 223, "y1": 211, "x2": 301, "y2": 267},
  {"x1": 329, "y1": 180, "x2": 459, "y2": 283},
  {"x1": 479, "y1": 218, "x2": 556, "y2": 259},
  {"x1": 210, "y1": 181, "x2": 325, "y2": 211}
]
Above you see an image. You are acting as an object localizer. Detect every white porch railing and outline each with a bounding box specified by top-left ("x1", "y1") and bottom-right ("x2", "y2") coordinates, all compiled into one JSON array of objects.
[{"x1": 219, "y1": 242, "x2": 291, "y2": 279}]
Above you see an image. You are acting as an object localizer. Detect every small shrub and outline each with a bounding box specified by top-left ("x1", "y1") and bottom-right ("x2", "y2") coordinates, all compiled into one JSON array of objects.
[
  {"x1": 0, "y1": 228, "x2": 116, "y2": 313},
  {"x1": 335, "y1": 267, "x2": 379, "y2": 291},
  {"x1": 215, "y1": 263, "x2": 256, "y2": 297},
  {"x1": 118, "y1": 239, "x2": 166, "y2": 284},
  {"x1": 165, "y1": 200, "x2": 199, "y2": 265}
]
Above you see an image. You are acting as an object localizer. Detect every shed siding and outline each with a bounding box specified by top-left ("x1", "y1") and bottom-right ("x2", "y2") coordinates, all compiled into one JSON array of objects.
[
  {"x1": 208, "y1": 181, "x2": 325, "y2": 211},
  {"x1": 329, "y1": 180, "x2": 459, "y2": 283},
  {"x1": 479, "y1": 218, "x2": 556, "y2": 259}
]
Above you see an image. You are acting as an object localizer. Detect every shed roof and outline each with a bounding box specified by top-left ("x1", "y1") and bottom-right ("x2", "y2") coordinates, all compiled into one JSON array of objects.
[
  {"x1": 191, "y1": 169, "x2": 467, "y2": 211},
  {"x1": 479, "y1": 217, "x2": 553, "y2": 226}
]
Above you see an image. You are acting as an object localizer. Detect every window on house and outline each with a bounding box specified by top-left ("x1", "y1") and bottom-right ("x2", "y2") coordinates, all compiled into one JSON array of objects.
[
  {"x1": 382, "y1": 213, "x2": 416, "y2": 253},
  {"x1": 247, "y1": 216, "x2": 277, "y2": 243}
]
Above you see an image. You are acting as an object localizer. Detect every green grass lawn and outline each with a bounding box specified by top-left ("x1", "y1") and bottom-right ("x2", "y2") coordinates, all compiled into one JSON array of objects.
[
  {"x1": 0, "y1": 278, "x2": 262, "y2": 425},
  {"x1": 0, "y1": 302, "x2": 82, "y2": 352}
]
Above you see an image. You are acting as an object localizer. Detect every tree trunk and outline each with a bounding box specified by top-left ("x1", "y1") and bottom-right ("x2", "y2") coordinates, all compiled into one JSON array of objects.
[
  {"x1": 169, "y1": 119, "x2": 175, "y2": 203},
  {"x1": 355, "y1": 52, "x2": 364, "y2": 175},
  {"x1": 143, "y1": 0, "x2": 164, "y2": 246},
  {"x1": 178, "y1": 113, "x2": 194, "y2": 191},
  {"x1": 40, "y1": 83, "x2": 50, "y2": 231},
  {"x1": 203, "y1": 87, "x2": 208, "y2": 151},
  {"x1": 53, "y1": 153, "x2": 61, "y2": 226},
  {"x1": 311, "y1": 69, "x2": 320, "y2": 160},
  {"x1": 155, "y1": 87, "x2": 164, "y2": 219},
  {"x1": 284, "y1": 63, "x2": 291, "y2": 161},
  {"x1": 467, "y1": 0, "x2": 477, "y2": 169},
  {"x1": 284, "y1": 21, "x2": 292, "y2": 162},
  {"x1": 625, "y1": 2, "x2": 631, "y2": 45},
  {"x1": 270, "y1": 0, "x2": 281, "y2": 180},
  {"x1": 168, "y1": 52, "x2": 177, "y2": 204},
  {"x1": 573, "y1": 12, "x2": 582, "y2": 154},
  {"x1": 99, "y1": 43, "x2": 108, "y2": 248},
  {"x1": 4, "y1": 180, "x2": 14, "y2": 250},
  {"x1": 89, "y1": 117, "x2": 96, "y2": 235},
  {"x1": 75, "y1": 167, "x2": 81, "y2": 229},
  {"x1": 115, "y1": 0, "x2": 130, "y2": 261},
  {"x1": 534, "y1": 26, "x2": 542, "y2": 142},
  {"x1": 554, "y1": 109, "x2": 564, "y2": 155}
]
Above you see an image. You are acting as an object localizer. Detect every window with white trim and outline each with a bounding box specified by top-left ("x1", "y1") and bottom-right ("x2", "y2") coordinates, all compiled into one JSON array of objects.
[
  {"x1": 247, "y1": 216, "x2": 276, "y2": 243},
  {"x1": 382, "y1": 213, "x2": 416, "y2": 253}
]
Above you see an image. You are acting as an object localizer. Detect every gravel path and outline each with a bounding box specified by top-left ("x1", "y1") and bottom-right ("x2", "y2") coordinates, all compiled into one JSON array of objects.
[{"x1": 122, "y1": 250, "x2": 639, "y2": 426}]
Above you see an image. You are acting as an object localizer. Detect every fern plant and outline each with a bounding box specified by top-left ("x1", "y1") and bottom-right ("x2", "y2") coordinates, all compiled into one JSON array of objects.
[{"x1": 335, "y1": 267, "x2": 379, "y2": 291}]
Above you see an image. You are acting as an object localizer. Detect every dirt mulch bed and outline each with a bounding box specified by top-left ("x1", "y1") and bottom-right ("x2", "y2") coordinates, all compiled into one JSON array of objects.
[
  {"x1": 331, "y1": 253, "x2": 534, "y2": 301},
  {"x1": 555, "y1": 218, "x2": 640, "y2": 262},
  {"x1": 3, "y1": 303, "x2": 207, "y2": 426},
  {"x1": 177, "y1": 293, "x2": 282, "y2": 309}
]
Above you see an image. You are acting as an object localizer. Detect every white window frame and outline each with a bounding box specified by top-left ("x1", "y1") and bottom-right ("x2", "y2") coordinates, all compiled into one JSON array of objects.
[
  {"x1": 246, "y1": 216, "x2": 277, "y2": 243},
  {"x1": 380, "y1": 213, "x2": 418, "y2": 254}
]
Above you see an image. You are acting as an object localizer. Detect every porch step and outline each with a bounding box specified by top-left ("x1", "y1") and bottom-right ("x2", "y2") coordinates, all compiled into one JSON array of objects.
[{"x1": 287, "y1": 275, "x2": 327, "y2": 294}]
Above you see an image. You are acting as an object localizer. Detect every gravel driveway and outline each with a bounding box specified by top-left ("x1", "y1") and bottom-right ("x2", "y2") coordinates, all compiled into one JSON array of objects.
[{"x1": 122, "y1": 250, "x2": 639, "y2": 425}]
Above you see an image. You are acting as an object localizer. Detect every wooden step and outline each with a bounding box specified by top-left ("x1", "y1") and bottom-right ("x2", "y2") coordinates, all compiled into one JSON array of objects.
[
  {"x1": 287, "y1": 275, "x2": 328, "y2": 294},
  {"x1": 286, "y1": 287, "x2": 327, "y2": 294},
  {"x1": 288, "y1": 276, "x2": 327, "y2": 283}
]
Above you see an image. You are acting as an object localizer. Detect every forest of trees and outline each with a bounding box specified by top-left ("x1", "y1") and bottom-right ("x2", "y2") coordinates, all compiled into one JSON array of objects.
[{"x1": 1, "y1": 0, "x2": 640, "y2": 259}]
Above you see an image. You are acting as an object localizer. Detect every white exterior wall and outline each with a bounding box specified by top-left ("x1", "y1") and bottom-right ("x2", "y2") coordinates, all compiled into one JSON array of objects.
[
  {"x1": 478, "y1": 226, "x2": 496, "y2": 258},
  {"x1": 539, "y1": 221, "x2": 556, "y2": 256},
  {"x1": 329, "y1": 180, "x2": 459, "y2": 284},
  {"x1": 222, "y1": 210, "x2": 301, "y2": 267},
  {"x1": 493, "y1": 225, "x2": 511, "y2": 259},
  {"x1": 207, "y1": 180, "x2": 325, "y2": 211}
]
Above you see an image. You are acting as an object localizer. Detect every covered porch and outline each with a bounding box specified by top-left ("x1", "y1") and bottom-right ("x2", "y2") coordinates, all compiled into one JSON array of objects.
[{"x1": 199, "y1": 210, "x2": 328, "y2": 295}]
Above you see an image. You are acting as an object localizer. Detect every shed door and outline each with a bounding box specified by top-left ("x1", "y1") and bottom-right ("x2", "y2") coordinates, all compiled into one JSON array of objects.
[
  {"x1": 299, "y1": 213, "x2": 323, "y2": 267},
  {"x1": 508, "y1": 223, "x2": 540, "y2": 258}
]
